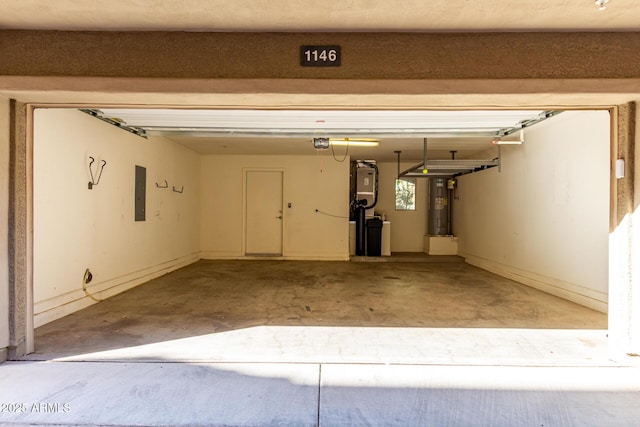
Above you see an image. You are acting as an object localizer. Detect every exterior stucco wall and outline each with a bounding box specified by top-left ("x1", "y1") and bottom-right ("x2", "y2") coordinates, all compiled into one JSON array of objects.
[
  {"x1": 0, "y1": 96, "x2": 9, "y2": 362},
  {"x1": 2, "y1": 31, "x2": 640, "y2": 81}
]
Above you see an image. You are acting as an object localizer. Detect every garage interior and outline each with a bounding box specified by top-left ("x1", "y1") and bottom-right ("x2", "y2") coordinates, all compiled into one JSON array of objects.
[
  {"x1": 3, "y1": 9, "x2": 640, "y2": 422},
  {"x1": 27, "y1": 107, "x2": 610, "y2": 365}
]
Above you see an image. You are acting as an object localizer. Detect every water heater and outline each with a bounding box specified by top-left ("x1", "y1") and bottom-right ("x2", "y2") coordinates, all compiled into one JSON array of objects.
[{"x1": 428, "y1": 177, "x2": 449, "y2": 235}]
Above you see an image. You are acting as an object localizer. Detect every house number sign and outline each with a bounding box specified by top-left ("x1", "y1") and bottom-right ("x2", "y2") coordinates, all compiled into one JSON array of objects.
[{"x1": 300, "y1": 46, "x2": 341, "y2": 66}]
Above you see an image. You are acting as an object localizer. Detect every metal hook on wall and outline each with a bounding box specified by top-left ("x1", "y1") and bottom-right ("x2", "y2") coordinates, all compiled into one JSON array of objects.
[
  {"x1": 88, "y1": 156, "x2": 107, "y2": 190},
  {"x1": 172, "y1": 185, "x2": 184, "y2": 194},
  {"x1": 155, "y1": 179, "x2": 168, "y2": 188}
]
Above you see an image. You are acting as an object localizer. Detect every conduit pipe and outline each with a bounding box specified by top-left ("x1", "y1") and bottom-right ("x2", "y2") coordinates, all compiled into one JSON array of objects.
[
  {"x1": 395, "y1": 150, "x2": 401, "y2": 178},
  {"x1": 423, "y1": 138, "x2": 428, "y2": 174}
]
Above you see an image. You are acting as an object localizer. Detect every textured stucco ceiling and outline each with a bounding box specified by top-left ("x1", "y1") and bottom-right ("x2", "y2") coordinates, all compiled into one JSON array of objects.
[{"x1": 1, "y1": 0, "x2": 639, "y2": 32}]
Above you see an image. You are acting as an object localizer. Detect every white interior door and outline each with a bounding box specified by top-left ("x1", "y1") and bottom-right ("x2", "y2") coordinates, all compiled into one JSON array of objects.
[{"x1": 245, "y1": 170, "x2": 283, "y2": 255}]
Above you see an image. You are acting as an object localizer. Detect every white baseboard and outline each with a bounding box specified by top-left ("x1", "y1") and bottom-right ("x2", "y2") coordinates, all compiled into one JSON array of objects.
[
  {"x1": 34, "y1": 253, "x2": 200, "y2": 327},
  {"x1": 462, "y1": 253, "x2": 608, "y2": 313},
  {"x1": 282, "y1": 253, "x2": 350, "y2": 261},
  {"x1": 200, "y1": 251, "x2": 244, "y2": 259},
  {"x1": 201, "y1": 251, "x2": 349, "y2": 261}
]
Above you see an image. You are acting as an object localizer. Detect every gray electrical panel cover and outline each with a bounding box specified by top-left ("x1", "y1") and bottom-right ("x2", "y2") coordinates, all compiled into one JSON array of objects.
[{"x1": 135, "y1": 165, "x2": 146, "y2": 221}]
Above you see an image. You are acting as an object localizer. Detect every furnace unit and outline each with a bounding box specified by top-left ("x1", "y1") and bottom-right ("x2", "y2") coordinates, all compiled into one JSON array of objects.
[
  {"x1": 350, "y1": 161, "x2": 379, "y2": 256},
  {"x1": 350, "y1": 160, "x2": 378, "y2": 218}
]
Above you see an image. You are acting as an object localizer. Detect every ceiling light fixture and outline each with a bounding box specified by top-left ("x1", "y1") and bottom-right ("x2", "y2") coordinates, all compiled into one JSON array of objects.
[
  {"x1": 330, "y1": 138, "x2": 379, "y2": 147},
  {"x1": 491, "y1": 139, "x2": 523, "y2": 145},
  {"x1": 491, "y1": 130, "x2": 524, "y2": 145},
  {"x1": 595, "y1": 0, "x2": 609, "y2": 11},
  {"x1": 492, "y1": 130, "x2": 525, "y2": 145}
]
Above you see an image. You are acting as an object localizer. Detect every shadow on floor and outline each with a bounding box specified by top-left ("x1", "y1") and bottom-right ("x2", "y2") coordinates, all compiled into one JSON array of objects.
[{"x1": 28, "y1": 260, "x2": 607, "y2": 361}]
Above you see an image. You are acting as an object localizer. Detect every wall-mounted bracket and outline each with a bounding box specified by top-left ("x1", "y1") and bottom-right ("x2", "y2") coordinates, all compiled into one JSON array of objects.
[
  {"x1": 172, "y1": 185, "x2": 184, "y2": 193},
  {"x1": 155, "y1": 179, "x2": 168, "y2": 188},
  {"x1": 88, "y1": 156, "x2": 107, "y2": 190}
]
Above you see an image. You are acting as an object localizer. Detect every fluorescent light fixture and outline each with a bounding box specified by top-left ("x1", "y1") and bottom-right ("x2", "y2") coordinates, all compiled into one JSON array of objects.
[
  {"x1": 330, "y1": 138, "x2": 379, "y2": 147},
  {"x1": 492, "y1": 130, "x2": 524, "y2": 145},
  {"x1": 491, "y1": 139, "x2": 523, "y2": 145}
]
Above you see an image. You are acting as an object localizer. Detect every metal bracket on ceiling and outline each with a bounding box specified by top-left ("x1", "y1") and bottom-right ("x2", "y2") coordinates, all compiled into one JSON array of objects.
[
  {"x1": 493, "y1": 110, "x2": 561, "y2": 140},
  {"x1": 80, "y1": 109, "x2": 148, "y2": 139},
  {"x1": 400, "y1": 159, "x2": 501, "y2": 178},
  {"x1": 397, "y1": 135, "x2": 501, "y2": 178}
]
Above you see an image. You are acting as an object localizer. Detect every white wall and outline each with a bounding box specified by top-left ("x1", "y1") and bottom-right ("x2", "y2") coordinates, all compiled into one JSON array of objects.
[
  {"x1": 33, "y1": 109, "x2": 200, "y2": 326},
  {"x1": 633, "y1": 103, "x2": 640, "y2": 350},
  {"x1": 454, "y1": 111, "x2": 610, "y2": 312},
  {"x1": 609, "y1": 103, "x2": 640, "y2": 357},
  {"x1": 375, "y1": 162, "x2": 428, "y2": 252},
  {"x1": 0, "y1": 97, "x2": 9, "y2": 358},
  {"x1": 201, "y1": 155, "x2": 349, "y2": 259}
]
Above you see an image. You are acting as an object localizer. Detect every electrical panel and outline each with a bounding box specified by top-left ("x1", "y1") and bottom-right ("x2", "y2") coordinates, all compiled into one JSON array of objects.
[{"x1": 135, "y1": 165, "x2": 146, "y2": 222}]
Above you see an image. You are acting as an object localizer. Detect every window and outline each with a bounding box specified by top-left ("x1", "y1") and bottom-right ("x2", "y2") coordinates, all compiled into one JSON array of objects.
[{"x1": 395, "y1": 178, "x2": 416, "y2": 210}]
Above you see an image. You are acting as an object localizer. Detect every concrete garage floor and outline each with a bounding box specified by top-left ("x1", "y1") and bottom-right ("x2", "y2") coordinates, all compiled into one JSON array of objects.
[
  {"x1": 27, "y1": 259, "x2": 608, "y2": 365},
  {"x1": 5, "y1": 260, "x2": 638, "y2": 427}
]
